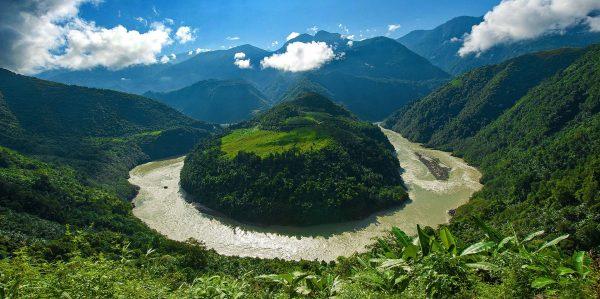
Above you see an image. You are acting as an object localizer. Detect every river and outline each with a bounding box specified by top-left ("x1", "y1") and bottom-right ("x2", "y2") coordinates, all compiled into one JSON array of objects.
[{"x1": 129, "y1": 127, "x2": 482, "y2": 261}]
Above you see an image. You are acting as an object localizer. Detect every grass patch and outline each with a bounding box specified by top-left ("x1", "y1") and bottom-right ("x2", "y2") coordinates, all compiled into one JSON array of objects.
[{"x1": 220, "y1": 127, "x2": 332, "y2": 159}]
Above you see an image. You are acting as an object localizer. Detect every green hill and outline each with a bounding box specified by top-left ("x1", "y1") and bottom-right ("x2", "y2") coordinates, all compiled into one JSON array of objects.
[
  {"x1": 145, "y1": 79, "x2": 269, "y2": 123},
  {"x1": 384, "y1": 47, "x2": 586, "y2": 150},
  {"x1": 0, "y1": 69, "x2": 218, "y2": 197},
  {"x1": 384, "y1": 45, "x2": 600, "y2": 250},
  {"x1": 181, "y1": 93, "x2": 408, "y2": 225}
]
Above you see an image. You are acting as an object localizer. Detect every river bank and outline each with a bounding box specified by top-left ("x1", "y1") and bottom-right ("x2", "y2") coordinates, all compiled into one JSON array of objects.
[{"x1": 129, "y1": 128, "x2": 482, "y2": 261}]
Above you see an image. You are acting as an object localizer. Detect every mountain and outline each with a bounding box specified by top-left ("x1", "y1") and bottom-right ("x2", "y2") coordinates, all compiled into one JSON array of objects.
[
  {"x1": 384, "y1": 47, "x2": 586, "y2": 150},
  {"x1": 180, "y1": 92, "x2": 408, "y2": 225},
  {"x1": 384, "y1": 45, "x2": 600, "y2": 250},
  {"x1": 37, "y1": 32, "x2": 449, "y2": 121},
  {"x1": 398, "y1": 16, "x2": 600, "y2": 74},
  {"x1": 144, "y1": 79, "x2": 269, "y2": 124},
  {"x1": 0, "y1": 68, "x2": 218, "y2": 197}
]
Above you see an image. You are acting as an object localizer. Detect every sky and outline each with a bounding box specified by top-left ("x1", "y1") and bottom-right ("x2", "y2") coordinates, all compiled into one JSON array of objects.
[
  {"x1": 78, "y1": 0, "x2": 499, "y2": 52},
  {"x1": 1, "y1": 0, "x2": 600, "y2": 74}
]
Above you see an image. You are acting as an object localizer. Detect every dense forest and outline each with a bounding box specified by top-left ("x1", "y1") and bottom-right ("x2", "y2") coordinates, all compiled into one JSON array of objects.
[
  {"x1": 181, "y1": 93, "x2": 408, "y2": 225},
  {"x1": 0, "y1": 68, "x2": 218, "y2": 198},
  {"x1": 144, "y1": 79, "x2": 269, "y2": 124},
  {"x1": 384, "y1": 45, "x2": 600, "y2": 252}
]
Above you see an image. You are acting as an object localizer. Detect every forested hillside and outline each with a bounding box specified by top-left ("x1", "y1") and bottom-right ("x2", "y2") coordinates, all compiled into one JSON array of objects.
[
  {"x1": 145, "y1": 79, "x2": 269, "y2": 123},
  {"x1": 384, "y1": 45, "x2": 600, "y2": 251},
  {"x1": 181, "y1": 93, "x2": 408, "y2": 225},
  {"x1": 0, "y1": 69, "x2": 218, "y2": 197}
]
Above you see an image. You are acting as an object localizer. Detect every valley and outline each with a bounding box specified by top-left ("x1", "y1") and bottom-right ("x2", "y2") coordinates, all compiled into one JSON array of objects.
[{"x1": 129, "y1": 127, "x2": 482, "y2": 260}]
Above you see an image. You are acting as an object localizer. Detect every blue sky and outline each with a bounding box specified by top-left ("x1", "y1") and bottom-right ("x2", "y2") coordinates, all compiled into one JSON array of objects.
[{"x1": 79, "y1": 0, "x2": 500, "y2": 54}]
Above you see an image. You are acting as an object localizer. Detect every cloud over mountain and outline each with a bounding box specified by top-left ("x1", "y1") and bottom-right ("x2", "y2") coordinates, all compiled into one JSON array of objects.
[
  {"x1": 0, "y1": 0, "x2": 173, "y2": 74},
  {"x1": 260, "y1": 41, "x2": 334, "y2": 72},
  {"x1": 459, "y1": 0, "x2": 600, "y2": 56},
  {"x1": 175, "y1": 26, "x2": 195, "y2": 44}
]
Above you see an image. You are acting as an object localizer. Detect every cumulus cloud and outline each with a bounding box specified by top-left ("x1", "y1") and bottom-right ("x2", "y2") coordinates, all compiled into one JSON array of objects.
[
  {"x1": 286, "y1": 32, "x2": 300, "y2": 41},
  {"x1": 226, "y1": 36, "x2": 240, "y2": 41},
  {"x1": 160, "y1": 55, "x2": 170, "y2": 63},
  {"x1": 0, "y1": 0, "x2": 174, "y2": 74},
  {"x1": 169, "y1": 53, "x2": 176, "y2": 60},
  {"x1": 233, "y1": 52, "x2": 250, "y2": 69},
  {"x1": 347, "y1": 40, "x2": 354, "y2": 47},
  {"x1": 175, "y1": 26, "x2": 195, "y2": 44},
  {"x1": 234, "y1": 59, "x2": 251, "y2": 69},
  {"x1": 260, "y1": 41, "x2": 334, "y2": 72},
  {"x1": 387, "y1": 24, "x2": 401, "y2": 32},
  {"x1": 459, "y1": 0, "x2": 600, "y2": 56}
]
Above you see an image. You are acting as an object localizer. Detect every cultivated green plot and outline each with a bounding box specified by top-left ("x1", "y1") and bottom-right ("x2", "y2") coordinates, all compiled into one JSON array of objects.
[{"x1": 220, "y1": 127, "x2": 333, "y2": 159}]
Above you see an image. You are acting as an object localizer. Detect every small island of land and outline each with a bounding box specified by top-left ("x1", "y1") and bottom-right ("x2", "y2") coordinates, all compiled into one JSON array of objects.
[{"x1": 180, "y1": 93, "x2": 408, "y2": 226}]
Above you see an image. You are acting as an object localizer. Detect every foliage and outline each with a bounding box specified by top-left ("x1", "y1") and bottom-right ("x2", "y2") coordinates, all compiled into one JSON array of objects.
[
  {"x1": 145, "y1": 79, "x2": 269, "y2": 124},
  {"x1": 181, "y1": 93, "x2": 408, "y2": 225},
  {"x1": 385, "y1": 45, "x2": 600, "y2": 251}
]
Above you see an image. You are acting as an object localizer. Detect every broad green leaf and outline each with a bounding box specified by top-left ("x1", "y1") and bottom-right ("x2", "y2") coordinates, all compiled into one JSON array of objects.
[
  {"x1": 391, "y1": 227, "x2": 412, "y2": 247},
  {"x1": 402, "y1": 244, "x2": 418, "y2": 260},
  {"x1": 572, "y1": 251, "x2": 591, "y2": 277},
  {"x1": 439, "y1": 227, "x2": 457, "y2": 255},
  {"x1": 466, "y1": 262, "x2": 498, "y2": 271},
  {"x1": 531, "y1": 277, "x2": 556, "y2": 289},
  {"x1": 417, "y1": 225, "x2": 431, "y2": 256},
  {"x1": 536, "y1": 234, "x2": 569, "y2": 252},
  {"x1": 557, "y1": 266, "x2": 576, "y2": 276},
  {"x1": 472, "y1": 216, "x2": 503, "y2": 242},
  {"x1": 460, "y1": 241, "x2": 496, "y2": 256},
  {"x1": 523, "y1": 230, "x2": 545, "y2": 242}
]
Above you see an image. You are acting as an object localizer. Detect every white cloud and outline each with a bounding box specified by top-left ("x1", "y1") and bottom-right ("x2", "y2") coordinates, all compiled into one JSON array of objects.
[
  {"x1": 188, "y1": 50, "x2": 193, "y2": 55},
  {"x1": 459, "y1": 0, "x2": 600, "y2": 56},
  {"x1": 234, "y1": 59, "x2": 251, "y2": 69},
  {"x1": 164, "y1": 18, "x2": 174, "y2": 25},
  {"x1": 270, "y1": 40, "x2": 279, "y2": 48},
  {"x1": 307, "y1": 26, "x2": 319, "y2": 34},
  {"x1": 233, "y1": 52, "x2": 250, "y2": 68},
  {"x1": 0, "y1": 0, "x2": 174, "y2": 74},
  {"x1": 387, "y1": 24, "x2": 401, "y2": 32},
  {"x1": 347, "y1": 40, "x2": 354, "y2": 47},
  {"x1": 588, "y1": 15, "x2": 600, "y2": 31},
  {"x1": 450, "y1": 37, "x2": 461, "y2": 43},
  {"x1": 195, "y1": 48, "x2": 210, "y2": 54},
  {"x1": 160, "y1": 55, "x2": 170, "y2": 63},
  {"x1": 260, "y1": 41, "x2": 334, "y2": 72},
  {"x1": 175, "y1": 26, "x2": 195, "y2": 44},
  {"x1": 286, "y1": 32, "x2": 300, "y2": 41},
  {"x1": 169, "y1": 53, "x2": 176, "y2": 59},
  {"x1": 226, "y1": 36, "x2": 240, "y2": 41},
  {"x1": 343, "y1": 34, "x2": 355, "y2": 40}
]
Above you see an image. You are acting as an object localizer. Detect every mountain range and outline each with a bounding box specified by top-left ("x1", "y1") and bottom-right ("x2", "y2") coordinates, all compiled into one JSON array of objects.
[{"x1": 398, "y1": 16, "x2": 600, "y2": 75}]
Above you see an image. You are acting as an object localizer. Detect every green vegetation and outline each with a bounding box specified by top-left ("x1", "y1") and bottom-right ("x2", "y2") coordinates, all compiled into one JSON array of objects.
[
  {"x1": 0, "y1": 68, "x2": 218, "y2": 198},
  {"x1": 144, "y1": 79, "x2": 270, "y2": 124},
  {"x1": 384, "y1": 45, "x2": 600, "y2": 252},
  {"x1": 181, "y1": 93, "x2": 408, "y2": 225},
  {"x1": 220, "y1": 127, "x2": 332, "y2": 159}
]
